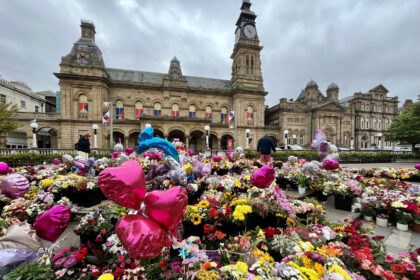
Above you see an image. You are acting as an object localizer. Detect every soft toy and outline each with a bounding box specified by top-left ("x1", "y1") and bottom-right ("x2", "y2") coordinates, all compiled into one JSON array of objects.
[{"x1": 311, "y1": 130, "x2": 339, "y2": 161}]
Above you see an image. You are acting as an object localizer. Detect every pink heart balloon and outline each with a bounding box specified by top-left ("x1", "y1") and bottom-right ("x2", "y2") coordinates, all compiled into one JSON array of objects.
[
  {"x1": 0, "y1": 173, "x2": 30, "y2": 199},
  {"x1": 415, "y1": 164, "x2": 420, "y2": 170},
  {"x1": 250, "y1": 165, "x2": 275, "y2": 188},
  {"x1": 0, "y1": 162, "x2": 9, "y2": 175},
  {"x1": 33, "y1": 205, "x2": 71, "y2": 242},
  {"x1": 98, "y1": 160, "x2": 147, "y2": 210},
  {"x1": 212, "y1": 155, "x2": 222, "y2": 162},
  {"x1": 116, "y1": 215, "x2": 168, "y2": 259},
  {"x1": 144, "y1": 186, "x2": 187, "y2": 232},
  {"x1": 323, "y1": 159, "x2": 340, "y2": 170}
]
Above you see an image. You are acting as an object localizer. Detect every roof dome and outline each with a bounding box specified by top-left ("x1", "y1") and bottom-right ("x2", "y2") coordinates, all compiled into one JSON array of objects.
[
  {"x1": 306, "y1": 80, "x2": 318, "y2": 88},
  {"x1": 327, "y1": 83, "x2": 339, "y2": 91}
]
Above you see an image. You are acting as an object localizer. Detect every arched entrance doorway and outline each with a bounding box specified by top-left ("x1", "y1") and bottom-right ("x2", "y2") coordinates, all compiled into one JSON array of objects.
[
  {"x1": 361, "y1": 136, "x2": 368, "y2": 149},
  {"x1": 129, "y1": 132, "x2": 140, "y2": 149},
  {"x1": 113, "y1": 132, "x2": 125, "y2": 145},
  {"x1": 269, "y1": 136, "x2": 278, "y2": 147},
  {"x1": 221, "y1": 134, "x2": 234, "y2": 150},
  {"x1": 209, "y1": 134, "x2": 218, "y2": 151},
  {"x1": 154, "y1": 129, "x2": 164, "y2": 138},
  {"x1": 37, "y1": 128, "x2": 58, "y2": 148},
  {"x1": 189, "y1": 130, "x2": 205, "y2": 152},
  {"x1": 168, "y1": 130, "x2": 186, "y2": 144}
]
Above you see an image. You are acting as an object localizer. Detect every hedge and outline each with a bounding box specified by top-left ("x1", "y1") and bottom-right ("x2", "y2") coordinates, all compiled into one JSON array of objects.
[{"x1": 0, "y1": 153, "x2": 111, "y2": 167}]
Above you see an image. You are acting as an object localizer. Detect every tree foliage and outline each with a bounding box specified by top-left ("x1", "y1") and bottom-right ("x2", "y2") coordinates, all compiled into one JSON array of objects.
[
  {"x1": 384, "y1": 101, "x2": 420, "y2": 150},
  {"x1": 0, "y1": 101, "x2": 20, "y2": 136}
]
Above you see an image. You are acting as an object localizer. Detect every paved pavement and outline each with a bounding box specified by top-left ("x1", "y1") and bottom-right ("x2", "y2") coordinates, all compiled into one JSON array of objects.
[{"x1": 342, "y1": 161, "x2": 418, "y2": 170}]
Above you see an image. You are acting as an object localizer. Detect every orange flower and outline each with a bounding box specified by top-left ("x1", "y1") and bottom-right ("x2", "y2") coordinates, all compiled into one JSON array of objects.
[
  {"x1": 214, "y1": 230, "x2": 226, "y2": 240},
  {"x1": 321, "y1": 245, "x2": 342, "y2": 257},
  {"x1": 200, "y1": 262, "x2": 212, "y2": 270}
]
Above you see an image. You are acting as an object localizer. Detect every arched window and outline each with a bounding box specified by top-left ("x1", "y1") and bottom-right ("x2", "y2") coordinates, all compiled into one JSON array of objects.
[
  {"x1": 220, "y1": 106, "x2": 228, "y2": 124},
  {"x1": 361, "y1": 104, "x2": 365, "y2": 111},
  {"x1": 171, "y1": 103, "x2": 180, "y2": 117},
  {"x1": 189, "y1": 105, "x2": 196, "y2": 118},
  {"x1": 300, "y1": 135, "x2": 304, "y2": 145},
  {"x1": 366, "y1": 104, "x2": 370, "y2": 111},
  {"x1": 116, "y1": 100, "x2": 124, "y2": 120},
  {"x1": 385, "y1": 119, "x2": 389, "y2": 129},
  {"x1": 344, "y1": 135, "x2": 349, "y2": 146},
  {"x1": 246, "y1": 55, "x2": 249, "y2": 74},
  {"x1": 361, "y1": 118, "x2": 364, "y2": 129},
  {"x1": 361, "y1": 136, "x2": 368, "y2": 149},
  {"x1": 250, "y1": 56, "x2": 254, "y2": 75},
  {"x1": 78, "y1": 94, "x2": 88, "y2": 113},
  {"x1": 366, "y1": 118, "x2": 370, "y2": 129},
  {"x1": 246, "y1": 105, "x2": 254, "y2": 121},
  {"x1": 80, "y1": 57, "x2": 87, "y2": 66},
  {"x1": 390, "y1": 106, "x2": 393, "y2": 113},
  {"x1": 135, "y1": 101, "x2": 143, "y2": 120},
  {"x1": 154, "y1": 102, "x2": 162, "y2": 116},
  {"x1": 373, "y1": 119, "x2": 377, "y2": 130},
  {"x1": 378, "y1": 120, "x2": 381, "y2": 130},
  {"x1": 205, "y1": 106, "x2": 212, "y2": 120}
]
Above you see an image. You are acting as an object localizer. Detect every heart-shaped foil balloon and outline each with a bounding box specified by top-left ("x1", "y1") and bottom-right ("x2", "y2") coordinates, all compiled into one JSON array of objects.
[
  {"x1": 323, "y1": 159, "x2": 340, "y2": 170},
  {"x1": 0, "y1": 173, "x2": 30, "y2": 199},
  {"x1": 33, "y1": 205, "x2": 71, "y2": 243},
  {"x1": 98, "y1": 160, "x2": 146, "y2": 210},
  {"x1": 144, "y1": 186, "x2": 187, "y2": 233},
  {"x1": 250, "y1": 165, "x2": 275, "y2": 188},
  {"x1": 116, "y1": 215, "x2": 168, "y2": 259}
]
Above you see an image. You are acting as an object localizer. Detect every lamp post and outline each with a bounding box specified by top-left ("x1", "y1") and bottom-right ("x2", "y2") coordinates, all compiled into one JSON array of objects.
[
  {"x1": 145, "y1": 123, "x2": 151, "y2": 129},
  {"x1": 30, "y1": 121, "x2": 38, "y2": 148},
  {"x1": 204, "y1": 125, "x2": 210, "y2": 150},
  {"x1": 245, "y1": 128, "x2": 250, "y2": 149},
  {"x1": 378, "y1": 133, "x2": 383, "y2": 149},
  {"x1": 92, "y1": 124, "x2": 98, "y2": 149},
  {"x1": 350, "y1": 136, "x2": 354, "y2": 150},
  {"x1": 283, "y1": 129, "x2": 289, "y2": 149},
  {"x1": 293, "y1": 134, "x2": 297, "y2": 145}
]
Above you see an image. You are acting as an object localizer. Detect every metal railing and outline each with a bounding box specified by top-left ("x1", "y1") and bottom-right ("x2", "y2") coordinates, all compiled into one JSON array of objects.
[
  {"x1": 13, "y1": 112, "x2": 59, "y2": 120},
  {"x1": 0, "y1": 148, "x2": 113, "y2": 156}
]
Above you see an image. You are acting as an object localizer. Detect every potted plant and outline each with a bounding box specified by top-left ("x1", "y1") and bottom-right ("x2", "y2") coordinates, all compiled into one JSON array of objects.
[
  {"x1": 333, "y1": 180, "x2": 362, "y2": 212},
  {"x1": 376, "y1": 214, "x2": 389, "y2": 227},
  {"x1": 297, "y1": 173, "x2": 307, "y2": 195},
  {"x1": 412, "y1": 210, "x2": 420, "y2": 233},
  {"x1": 361, "y1": 206, "x2": 376, "y2": 222},
  {"x1": 395, "y1": 210, "x2": 412, "y2": 231}
]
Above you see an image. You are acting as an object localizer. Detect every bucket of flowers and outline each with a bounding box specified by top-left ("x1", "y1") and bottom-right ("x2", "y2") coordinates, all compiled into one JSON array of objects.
[
  {"x1": 376, "y1": 214, "x2": 389, "y2": 227},
  {"x1": 395, "y1": 210, "x2": 412, "y2": 231},
  {"x1": 332, "y1": 180, "x2": 362, "y2": 211}
]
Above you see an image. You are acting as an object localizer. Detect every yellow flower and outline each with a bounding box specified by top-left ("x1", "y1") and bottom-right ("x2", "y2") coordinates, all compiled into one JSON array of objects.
[
  {"x1": 198, "y1": 200, "x2": 210, "y2": 208},
  {"x1": 286, "y1": 217, "x2": 296, "y2": 227},
  {"x1": 98, "y1": 274, "x2": 114, "y2": 280},
  {"x1": 328, "y1": 265, "x2": 351, "y2": 280},
  {"x1": 316, "y1": 205, "x2": 323, "y2": 210},
  {"x1": 232, "y1": 205, "x2": 252, "y2": 221},
  {"x1": 314, "y1": 263, "x2": 325, "y2": 276},
  {"x1": 120, "y1": 212, "x2": 126, "y2": 216},
  {"x1": 332, "y1": 225, "x2": 343, "y2": 234},
  {"x1": 182, "y1": 163, "x2": 193, "y2": 175},
  {"x1": 191, "y1": 213, "x2": 202, "y2": 225},
  {"x1": 41, "y1": 179, "x2": 54, "y2": 188},
  {"x1": 230, "y1": 199, "x2": 248, "y2": 206},
  {"x1": 302, "y1": 255, "x2": 313, "y2": 268},
  {"x1": 186, "y1": 205, "x2": 199, "y2": 213},
  {"x1": 235, "y1": 261, "x2": 248, "y2": 275}
]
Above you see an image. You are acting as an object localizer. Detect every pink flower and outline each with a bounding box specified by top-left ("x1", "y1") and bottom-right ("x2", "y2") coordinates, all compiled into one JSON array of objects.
[
  {"x1": 401, "y1": 261, "x2": 416, "y2": 271},
  {"x1": 385, "y1": 254, "x2": 395, "y2": 263},
  {"x1": 398, "y1": 251, "x2": 408, "y2": 258}
]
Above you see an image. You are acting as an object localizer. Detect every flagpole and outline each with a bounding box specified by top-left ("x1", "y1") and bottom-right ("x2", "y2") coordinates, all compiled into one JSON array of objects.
[
  {"x1": 234, "y1": 109, "x2": 237, "y2": 149},
  {"x1": 110, "y1": 103, "x2": 113, "y2": 149}
]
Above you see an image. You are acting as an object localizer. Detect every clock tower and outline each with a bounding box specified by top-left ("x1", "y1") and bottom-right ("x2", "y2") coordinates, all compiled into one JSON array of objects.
[{"x1": 231, "y1": 0, "x2": 264, "y2": 91}]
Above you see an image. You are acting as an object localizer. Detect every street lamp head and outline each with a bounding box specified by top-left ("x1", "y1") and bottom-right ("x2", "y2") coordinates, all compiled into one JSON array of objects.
[
  {"x1": 284, "y1": 129, "x2": 289, "y2": 135},
  {"x1": 30, "y1": 122, "x2": 38, "y2": 129},
  {"x1": 378, "y1": 133, "x2": 383, "y2": 137},
  {"x1": 245, "y1": 128, "x2": 250, "y2": 134},
  {"x1": 145, "y1": 123, "x2": 151, "y2": 128},
  {"x1": 92, "y1": 124, "x2": 99, "y2": 130},
  {"x1": 204, "y1": 125, "x2": 210, "y2": 131},
  {"x1": 293, "y1": 134, "x2": 297, "y2": 138}
]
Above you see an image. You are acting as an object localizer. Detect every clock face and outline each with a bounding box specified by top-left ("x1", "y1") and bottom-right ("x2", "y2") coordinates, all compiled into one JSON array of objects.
[{"x1": 244, "y1": 24, "x2": 256, "y2": 39}]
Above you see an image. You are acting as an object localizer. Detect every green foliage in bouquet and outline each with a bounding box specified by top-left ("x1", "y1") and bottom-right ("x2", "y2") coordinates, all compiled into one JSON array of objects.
[
  {"x1": 395, "y1": 210, "x2": 413, "y2": 225},
  {"x1": 3, "y1": 262, "x2": 53, "y2": 280}
]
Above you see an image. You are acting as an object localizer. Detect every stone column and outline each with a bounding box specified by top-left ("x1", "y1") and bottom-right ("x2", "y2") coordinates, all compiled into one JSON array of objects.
[{"x1": 185, "y1": 135, "x2": 189, "y2": 149}]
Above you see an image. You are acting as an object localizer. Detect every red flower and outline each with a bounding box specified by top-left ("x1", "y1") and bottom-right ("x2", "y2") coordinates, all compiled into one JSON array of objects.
[
  {"x1": 130, "y1": 262, "x2": 136, "y2": 269},
  {"x1": 158, "y1": 260, "x2": 166, "y2": 270},
  {"x1": 263, "y1": 227, "x2": 276, "y2": 238},
  {"x1": 120, "y1": 262, "x2": 126, "y2": 268},
  {"x1": 209, "y1": 208, "x2": 218, "y2": 218},
  {"x1": 391, "y1": 264, "x2": 407, "y2": 275},
  {"x1": 81, "y1": 247, "x2": 88, "y2": 255},
  {"x1": 92, "y1": 271, "x2": 100, "y2": 277},
  {"x1": 404, "y1": 201, "x2": 418, "y2": 211},
  {"x1": 344, "y1": 226, "x2": 357, "y2": 234},
  {"x1": 372, "y1": 235, "x2": 385, "y2": 240},
  {"x1": 118, "y1": 255, "x2": 125, "y2": 263},
  {"x1": 75, "y1": 253, "x2": 84, "y2": 262},
  {"x1": 225, "y1": 205, "x2": 232, "y2": 216}
]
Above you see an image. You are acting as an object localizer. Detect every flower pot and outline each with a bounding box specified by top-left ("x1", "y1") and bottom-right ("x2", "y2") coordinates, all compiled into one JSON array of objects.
[
  {"x1": 376, "y1": 217, "x2": 388, "y2": 227},
  {"x1": 334, "y1": 195, "x2": 353, "y2": 212},
  {"x1": 71, "y1": 189, "x2": 104, "y2": 207},
  {"x1": 315, "y1": 191, "x2": 328, "y2": 202},
  {"x1": 396, "y1": 222, "x2": 409, "y2": 231},
  {"x1": 364, "y1": 216, "x2": 373, "y2": 222},
  {"x1": 298, "y1": 187, "x2": 306, "y2": 194}
]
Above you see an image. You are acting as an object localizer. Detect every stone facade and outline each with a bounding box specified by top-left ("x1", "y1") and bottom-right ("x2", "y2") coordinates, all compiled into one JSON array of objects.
[
  {"x1": 266, "y1": 82, "x2": 399, "y2": 149},
  {"x1": 28, "y1": 3, "x2": 268, "y2": 151}
]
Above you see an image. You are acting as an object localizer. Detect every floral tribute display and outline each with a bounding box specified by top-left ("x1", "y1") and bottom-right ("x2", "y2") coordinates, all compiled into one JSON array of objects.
[{"x1": 0, "y1": 127, "x2": 419, "y2": 279}]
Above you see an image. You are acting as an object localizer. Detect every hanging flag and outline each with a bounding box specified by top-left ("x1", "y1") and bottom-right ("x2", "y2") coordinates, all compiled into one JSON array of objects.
[
  {"x1": 227, "y1": 139, "x2": 233, "y2": 150},
  {"x1": 102, "y1": 102, "x2": 111, "y2": 125},
  {"x1": 228, "y1": 110, "x2": 235, "y2": 128},
  {"x1": 247, "y1": 111, "x2": 254, "y2": 120},
  {"x1": 79, "y1": 102, "x2": 88, "y2": 113},
  {"x1": 248, "y1": 138, "x2": 253, "y2": 149},
  {"x1": 116, "y1": 107, "x2": 124, "y2": 120},
  {"x1": 135, "y1": 108, "x2": 143, "y2": 120}
]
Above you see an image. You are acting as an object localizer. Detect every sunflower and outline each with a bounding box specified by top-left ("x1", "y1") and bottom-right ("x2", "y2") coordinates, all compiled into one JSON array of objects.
[
  {"x1": 332, "y1": 225, "x2": 343, "y2": 234},
  {"x1": 198, "y1": 200, "x2": 210, "y2": 208},
  {"x1": 191, "y1": 213, "x2": 202, "y2": 225},
  {"x1": 286, "y1": 217, "x2": 296, "y2": 227}
]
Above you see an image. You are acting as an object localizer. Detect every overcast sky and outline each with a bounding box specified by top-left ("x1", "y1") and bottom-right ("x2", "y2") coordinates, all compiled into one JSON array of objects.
[{"x1": 0, "y1": 0, "x2": 419, "y2": 106}]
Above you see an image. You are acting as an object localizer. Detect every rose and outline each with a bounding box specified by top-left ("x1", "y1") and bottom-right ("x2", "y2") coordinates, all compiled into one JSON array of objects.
[{"x1": 390, "y1": 264, "x2": 407, "y2": 275}]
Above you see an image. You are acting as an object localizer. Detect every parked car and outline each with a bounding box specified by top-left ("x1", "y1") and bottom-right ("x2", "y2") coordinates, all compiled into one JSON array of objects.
[{"x1": 289, "y1": 145, "x2": 304, "y2": 150}]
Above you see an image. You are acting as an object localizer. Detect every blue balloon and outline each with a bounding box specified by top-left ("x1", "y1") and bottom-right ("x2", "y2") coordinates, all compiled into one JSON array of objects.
[
  {"x1": 137, "y1": 127, "x2": 179, "y2": 162},
  {"x1": 138, "y1": 127, "x2": 154, "y2": 143}
]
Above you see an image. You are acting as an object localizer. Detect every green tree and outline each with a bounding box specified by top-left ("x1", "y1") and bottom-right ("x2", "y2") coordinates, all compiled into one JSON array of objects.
[
  {"x1": 0, "y1": 102, "x2": 20, "y2": 146},
  {"x1": 384, "y1": 101, "x2": 420, "y2": 151}
]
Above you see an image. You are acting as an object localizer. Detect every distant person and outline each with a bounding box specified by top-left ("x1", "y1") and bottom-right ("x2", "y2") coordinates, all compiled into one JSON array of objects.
[
  {"x1": 76, "y1": 134, "x2": 91, "y2": 161},
  {"x1": 257, "y1": 134, "x2": 276, "y2": 164}
]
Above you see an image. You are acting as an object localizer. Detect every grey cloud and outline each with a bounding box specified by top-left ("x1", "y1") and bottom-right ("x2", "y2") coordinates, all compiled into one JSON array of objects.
[{"x1": 0, "y1": 0, "x2": 419, "y2": 105}]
